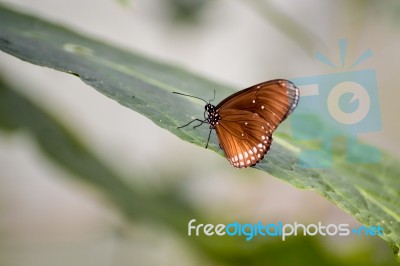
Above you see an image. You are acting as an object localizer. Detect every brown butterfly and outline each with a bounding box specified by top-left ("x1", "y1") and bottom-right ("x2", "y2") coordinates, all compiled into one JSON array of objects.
[{"x1": 174, "y1": 79, "x2": 299, "y2": 168}]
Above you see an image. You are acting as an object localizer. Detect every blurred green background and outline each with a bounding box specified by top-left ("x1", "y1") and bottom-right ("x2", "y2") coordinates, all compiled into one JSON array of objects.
[{"x1": 0, "y1": 0, "x2": 399, "y2": 265}]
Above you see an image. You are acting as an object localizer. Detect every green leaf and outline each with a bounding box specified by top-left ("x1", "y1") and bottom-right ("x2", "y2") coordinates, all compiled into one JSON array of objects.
[
  {"x1": 0, "y1": 77, "x2": 198, "y2": 229},
  {"x1": 0, "y1": 4, "x2": 399, "y2": 261},
  {"x1": 2, "y1": 77, "x2": 397, "y2": 266}
]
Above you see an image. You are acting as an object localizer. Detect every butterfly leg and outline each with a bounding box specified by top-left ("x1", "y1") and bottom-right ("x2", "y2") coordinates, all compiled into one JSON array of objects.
[
  {"x1": 193, "y1": 120, "x2": 206, "y2": 129},
  {"x1": 177, "y1": 119, "x2": 206, "y2": 129},
  {"x1": 205, "y1": 128, "x2": 212, "y2": 149}
]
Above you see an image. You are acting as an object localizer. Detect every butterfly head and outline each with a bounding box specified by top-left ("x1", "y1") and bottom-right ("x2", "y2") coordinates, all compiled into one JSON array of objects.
[{"x1": 204, "y1": 103, "x2": 219, "y2": 128}]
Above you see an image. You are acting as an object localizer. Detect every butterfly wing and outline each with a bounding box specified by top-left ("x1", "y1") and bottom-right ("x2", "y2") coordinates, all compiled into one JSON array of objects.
[
  {"x1": 215, "y1": 109, "x2": 273, "y2": 168},
  {"x1": 217, "y1": 79, "x2": 299, "y2": 123},
  {"x1": 215, "y1": 79, "x2": 299, "y2": 168}
]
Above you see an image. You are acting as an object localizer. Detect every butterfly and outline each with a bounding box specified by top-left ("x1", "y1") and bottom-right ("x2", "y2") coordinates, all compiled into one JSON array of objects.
[{"x1": 174, "y1": 79, "x2": 299, "y2": 168}]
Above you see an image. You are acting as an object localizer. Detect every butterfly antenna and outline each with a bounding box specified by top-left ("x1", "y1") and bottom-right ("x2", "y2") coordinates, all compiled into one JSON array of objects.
[
  {"x1": 209, "y1": 90, "x2": 216, "y2": 103},
  {"x1": 173, "y1": 92, "x2": 208, "y2": 104}
]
